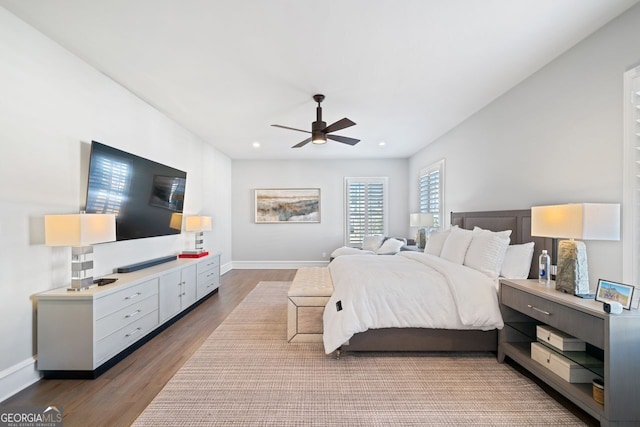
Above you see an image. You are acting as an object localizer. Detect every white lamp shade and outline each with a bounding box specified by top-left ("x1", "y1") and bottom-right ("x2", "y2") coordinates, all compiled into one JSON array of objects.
[
  {"x1": 45, "y1": 214, "x2": 116, "y2": 247},
  {"x1": 185, "y1": 215, "x2": 212, "y2": 232},
  {"x1": 169, "y1": 213, "x2": 183, "y2": 230},
  {"x1": 531, "y1": 203, "x2": 620, "y2": 241},
  {"x1": 410, "y1": 213, "x2": 435, "y2": 228}
]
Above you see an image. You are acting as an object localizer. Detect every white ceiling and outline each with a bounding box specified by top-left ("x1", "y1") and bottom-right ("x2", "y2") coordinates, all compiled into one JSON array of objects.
[{"x1": 2, "y1": 0, "x2": 638, "y2": 160}]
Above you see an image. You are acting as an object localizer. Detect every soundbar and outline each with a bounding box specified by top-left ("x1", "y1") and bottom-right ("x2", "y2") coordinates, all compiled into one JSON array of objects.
[{"x1": 116, "y1": 255, "x2": 178, "y2": 273}]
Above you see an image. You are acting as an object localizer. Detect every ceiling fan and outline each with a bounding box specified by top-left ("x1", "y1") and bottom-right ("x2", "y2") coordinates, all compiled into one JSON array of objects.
[{"x1": 272, "y1": 94, "x2": 360, "y2": 148}]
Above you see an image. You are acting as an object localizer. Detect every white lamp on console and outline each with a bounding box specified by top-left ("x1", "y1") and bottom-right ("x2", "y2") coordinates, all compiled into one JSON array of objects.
[
  {"x1": 531, "y1": 203, "x2": 620, "y2": 297},
  {"x1": 180, "y1": 215, "x2": 212, "y2": 258},
  {"x1": 410, "y1": 213, "x2": 434, "y2": 249},
  {"x1": 45, "y1": 213, "x2": 116, "y2": 291}
]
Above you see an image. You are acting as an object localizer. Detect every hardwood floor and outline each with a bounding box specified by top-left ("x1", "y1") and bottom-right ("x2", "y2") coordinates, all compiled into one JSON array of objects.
[
  {"x1": 2, "y1": 269, "x2": 296, "y2": 427},
  {"x1": 3, "y1": 268, "x2": 597, "y2": 426}
]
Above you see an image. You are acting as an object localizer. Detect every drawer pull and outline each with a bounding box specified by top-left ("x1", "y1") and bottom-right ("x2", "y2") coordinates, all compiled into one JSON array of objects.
[
  {"x1": 125, "y1": 309, "x2": 142, "y2": 319},
  {"x1": 125, "y1": 327, "x2": 142, "y2": 338},
  {"x1": 125, "y1": 293, "x2": 141, "y2": 300},
  {"x1": 527, "y1": 304, "x2": 551, "y2": 316}
]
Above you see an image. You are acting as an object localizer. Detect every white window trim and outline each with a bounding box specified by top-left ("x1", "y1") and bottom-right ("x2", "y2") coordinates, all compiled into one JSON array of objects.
[
  {"x1": 344, "y1": 176, "x2": 389, "y2": 246},
  {"x1": 622, "y1": 66, "x2": 640, "y2": 284},
  {"x1": 419, "y1": 159, "x2": 445, "y2": 230}
]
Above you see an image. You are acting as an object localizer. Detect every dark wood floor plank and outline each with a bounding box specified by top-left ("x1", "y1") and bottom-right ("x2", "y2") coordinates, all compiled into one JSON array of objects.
[{"x1": 2, "y1": 269, "x2": 296, "y2": 427}]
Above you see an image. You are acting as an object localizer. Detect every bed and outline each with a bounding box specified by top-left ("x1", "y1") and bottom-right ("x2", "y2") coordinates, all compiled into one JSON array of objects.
[{"x1": 324, "y1": 209, "x2": 553, "y2": 354}]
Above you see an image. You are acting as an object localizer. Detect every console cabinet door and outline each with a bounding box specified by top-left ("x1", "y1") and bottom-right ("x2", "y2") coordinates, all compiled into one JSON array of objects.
[
  {"x1": 159, "y1": 270, "x2": 182, "y2": 323},
  {"x1": 181, "y1": 265, "x2": 197, "y2": 308}
]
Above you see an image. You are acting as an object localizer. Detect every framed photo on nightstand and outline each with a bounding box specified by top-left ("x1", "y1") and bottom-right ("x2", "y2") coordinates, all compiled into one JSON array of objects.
[{"x1": 595, "y1": 279, "x2": 635, "y2": 310}]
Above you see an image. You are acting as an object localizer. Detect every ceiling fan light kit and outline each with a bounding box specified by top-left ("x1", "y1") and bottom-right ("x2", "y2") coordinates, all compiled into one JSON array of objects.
[{"x1": 272, "y1": 94, "x2": 360, "y2": 148}]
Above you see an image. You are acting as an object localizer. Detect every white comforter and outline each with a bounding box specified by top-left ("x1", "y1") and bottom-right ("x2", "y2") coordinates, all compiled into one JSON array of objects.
[{"x1": 323, "y1": 251, "x2": 504, "y2": 354}]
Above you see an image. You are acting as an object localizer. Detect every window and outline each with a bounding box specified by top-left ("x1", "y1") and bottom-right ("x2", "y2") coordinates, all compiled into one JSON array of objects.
[
  {"x1": 345, "y1": 177, "x2": 388, "y2": 246},
  {"x1": 623, "y1": 67, "x2": 640, "y2": 285},
  {"x1": 419, "y1": 159, "x2": 445, "y2": 230}
]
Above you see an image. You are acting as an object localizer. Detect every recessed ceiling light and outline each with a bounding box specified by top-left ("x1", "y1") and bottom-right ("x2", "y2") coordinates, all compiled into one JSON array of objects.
[
  {"x1": 252, "y1": 142, "x2": 261, "y2": 148},
  {"x1": 379, "y1": 141, "x2": 386, "y2": 146}
]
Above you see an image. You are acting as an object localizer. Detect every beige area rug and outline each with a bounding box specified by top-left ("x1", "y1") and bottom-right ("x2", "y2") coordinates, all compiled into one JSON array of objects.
[{"x1": 133, "y1": 281, "x2": 586, "y2": 426}]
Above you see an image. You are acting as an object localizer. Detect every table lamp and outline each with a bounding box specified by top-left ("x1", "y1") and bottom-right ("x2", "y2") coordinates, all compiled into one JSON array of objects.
[
  {"x1": 410, "y1": 213, "x2": 434, "y2": 249},
  {"x1": 180, "y1": 215, "x2": 212, "y2": 258},
  {"x1": 531, "y1": 203, "x2": 620, "y2": 297},
  {"x1": 45, "y1": 213, "x2": 116, "y2": 291}
]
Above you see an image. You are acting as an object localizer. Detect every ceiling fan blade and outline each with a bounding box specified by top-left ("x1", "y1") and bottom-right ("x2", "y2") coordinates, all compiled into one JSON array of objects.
[
  {"x1": 271, "y1": 124, "x2": 311, "y2": 134},
  {"x1": 323, "y1": 117, "x2": 356, "y2": 134},
  {"x1": 327, "y1": 134, "x2": 360, "y2": 146},
  {"x1": 292, "y1": 137, "x2": 312, "y2": 148}
]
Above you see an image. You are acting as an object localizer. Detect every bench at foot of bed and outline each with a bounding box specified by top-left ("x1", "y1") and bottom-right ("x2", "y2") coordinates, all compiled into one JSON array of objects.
[{"x1": 287, "y1": 267, "x2": 333, "y2": 343}]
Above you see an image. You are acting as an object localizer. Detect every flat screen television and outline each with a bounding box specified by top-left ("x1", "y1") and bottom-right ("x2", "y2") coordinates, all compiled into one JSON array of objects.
[{"x1": 85, "y1": 141, "x2": 187, "y2": 241}]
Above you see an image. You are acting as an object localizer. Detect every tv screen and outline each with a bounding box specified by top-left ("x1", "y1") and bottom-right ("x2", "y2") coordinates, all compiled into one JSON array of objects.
[{"x1": 85, "y1": 141, "x2": 187, "y2": 241}]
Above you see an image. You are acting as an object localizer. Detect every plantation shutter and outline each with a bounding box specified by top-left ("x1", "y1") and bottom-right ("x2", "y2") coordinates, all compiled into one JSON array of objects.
[
  {"x1": 345, "y1": 177, "x2": 388, "y2": 246},
  {"x1": 419, "y1": 160, "x2": 444, "y2": 229}
]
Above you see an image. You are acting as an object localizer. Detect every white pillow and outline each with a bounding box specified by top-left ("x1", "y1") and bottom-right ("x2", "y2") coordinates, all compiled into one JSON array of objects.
[
  {"x1": 330, "y1": 246, "x2": 374, "y2": 258},
  {"x1": 424, "y1": 229, "x2": 450, "y2": 256},
  {"x1": 362, "y1": 235, "x2": 385, "y2": 252},
  {"x1": 377, "y1": 238, "x2": 405, "y2": 255},
  {"x1": 464, "y1": 227, "x2": 511, "y2": 278},
  {"x1": 440, "y1": 227, "x2": 474, "y2": 264},
  {"x1": 500, "y1": 242, "x2": 535, "y2": 279}
]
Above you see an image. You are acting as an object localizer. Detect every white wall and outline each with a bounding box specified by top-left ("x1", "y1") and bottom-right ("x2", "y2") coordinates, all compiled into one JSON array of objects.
[
  {"x1": 409, "y1": 4, "x2": 640, "y2": 290},
  {"x1": 0, "y1": 8, "x2": 232, "y2": 400},
  {"x1": 232, "y1": 159, "x2": 409, "y2": 267}
]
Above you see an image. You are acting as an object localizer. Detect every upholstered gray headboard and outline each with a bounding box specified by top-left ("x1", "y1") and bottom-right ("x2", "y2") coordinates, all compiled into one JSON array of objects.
[{"x1": 451, "y1": 209, "x2": 553, "y2": 279}]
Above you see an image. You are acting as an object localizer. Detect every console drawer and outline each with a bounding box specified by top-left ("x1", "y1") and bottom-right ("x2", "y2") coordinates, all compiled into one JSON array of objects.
[
  {"x1": 197, "y1": 277, "x2": 218, "y2": 299},
  {"x1": 501, "y1": 284, "x2": 604, "y2": 348},
  {"x1": 95, "y1": 294, "x2": 159, "y2": 341},
  {"x1": 95, "y1": 278, "x2": 159, "y2": 320},
  {"x1": 95, "y1": 310, "x2": 159, "y2": 364},
  {"x1": 197, "y1": 257, "x2": 219, "y2": 275}
]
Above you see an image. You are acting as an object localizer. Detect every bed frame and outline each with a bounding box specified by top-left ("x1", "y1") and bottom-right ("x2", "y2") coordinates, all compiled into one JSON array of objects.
[{"x1": 339, "y1": 209, "x2": 553, "y2": 353}]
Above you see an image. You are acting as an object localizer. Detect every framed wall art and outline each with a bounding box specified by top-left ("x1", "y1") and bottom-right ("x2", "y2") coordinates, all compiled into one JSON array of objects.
[{"x1": 255, "y1": 188, "x2": 320, "y2": 223}]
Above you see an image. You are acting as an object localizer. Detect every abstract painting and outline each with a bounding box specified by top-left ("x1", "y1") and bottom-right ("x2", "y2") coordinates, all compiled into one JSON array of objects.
[{"x1": 255, "y1": 188, "x2": 320, "y2": 223}]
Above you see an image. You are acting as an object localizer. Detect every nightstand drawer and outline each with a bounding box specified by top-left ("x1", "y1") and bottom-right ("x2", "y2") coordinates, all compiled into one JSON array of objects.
[{"x1": 501, "y1": 285, "x2": 604, "y2": 348}]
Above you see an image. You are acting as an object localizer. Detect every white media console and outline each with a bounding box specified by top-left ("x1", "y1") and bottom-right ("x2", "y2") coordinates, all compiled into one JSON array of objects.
[{"x1": 34, "y1": 253, "x2": 220, "y2": 378}]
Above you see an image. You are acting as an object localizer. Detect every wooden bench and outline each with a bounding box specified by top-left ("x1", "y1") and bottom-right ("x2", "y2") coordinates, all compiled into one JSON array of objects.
[{"x1": 287, "y1": 267, "x2": 334, "y2": 343}]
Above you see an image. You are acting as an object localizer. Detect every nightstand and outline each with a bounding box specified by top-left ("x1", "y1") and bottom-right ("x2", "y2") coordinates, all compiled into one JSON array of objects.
[{"x1": 498, "y1": 279, "x2": 640, "y2": 426}]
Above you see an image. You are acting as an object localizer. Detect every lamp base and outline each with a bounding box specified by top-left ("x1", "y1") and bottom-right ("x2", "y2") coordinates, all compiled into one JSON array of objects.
[
  {"x1": 555, "y1": 240, "x2": 590, "y2": 296},
  {"x1": 417, "y1": 228, "x2": 426, "y2": 249}
]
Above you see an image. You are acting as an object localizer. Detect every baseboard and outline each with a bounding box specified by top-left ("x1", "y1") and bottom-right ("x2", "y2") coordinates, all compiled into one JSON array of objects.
[
  {"x1": 232, "y1": 260, "x2": 329, "y2": 269},
  {"x1": 0, "y1": 357, "x2": 41, "y2": 403},
  {"x1": 221, "y1": 261, "x2": 233, "y2": 275}
]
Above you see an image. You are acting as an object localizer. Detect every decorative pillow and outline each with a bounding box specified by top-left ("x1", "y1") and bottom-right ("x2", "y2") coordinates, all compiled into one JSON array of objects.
[
  {"x1": 500, "y1": 242, "x2": 535, "y2": 279},
  {"x1": 362, "y1": 235, "x2": 385, "y2": 252},
  {"x1": 384, "y1": 236, "x2": 407, "y2": 245},
  {"x1": 424, "y1": 229, "x2": 450, "y2": 256},
  {"x1": 440, "y1": 227, "x2": 474, "y2": 264},
  {"x1": 377, "y1": 238, "x2": 405, "y2": 255},
  {"x1": 464, "y1": 227, "x2": 512, "y2": 278},
  {"x1": 330, "y1": 246, "x2": 374, "y2": 258}
]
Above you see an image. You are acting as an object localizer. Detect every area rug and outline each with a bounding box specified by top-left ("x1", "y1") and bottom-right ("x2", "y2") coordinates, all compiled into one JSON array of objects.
[{"x1": 133, "y1": 281, "x2": 585, "y2": 426}]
